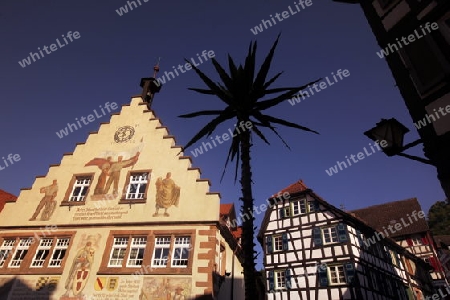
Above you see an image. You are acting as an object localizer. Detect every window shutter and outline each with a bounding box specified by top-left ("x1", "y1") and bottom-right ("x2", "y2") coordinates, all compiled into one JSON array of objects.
[
  {"x1": 282, "y1": 233, "x2": 289, "y2": 251},
  {"x1": 279, "y1": 208, "x2": 285, "y2": 219},
  {"x1": 421, "y1": 236, "x2": 429, "y2": 245},
  {"x1": 344, "y1": 263, "x2": 355, "y2": 284},
  {"x1": 337, "y1": 223, "x2": 348, "y2": 243},
  {"x1": 356, "y1": 230, "x2": 363, "y2": 247},
  {"x1": 313, "y1": 227, "x2": 323, "y2": 246},
  {"x1": 266, "y1": 236, "x2": 273, "y2": 253},
  {"x1": 318, "y1": 264, "x2": 329, "y2": 287},
  {"x1": 285, "y1": 269, "x2": 292, "y2": 289},
  {"x1": 313, "y1": 200, "x2": 320, "y2": 211},
  {"x1": 406, "y1": 239, "x2": 413, "y2": 247},
  {"x1": 268, "y1": 270, "x2": 275, "y2": 292}
]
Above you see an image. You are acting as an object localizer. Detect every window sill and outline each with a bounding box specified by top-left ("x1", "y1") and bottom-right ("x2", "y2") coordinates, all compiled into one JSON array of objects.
[
  {"x1": 97, "y1": 266, "x2": 192, "y2": 275},
  {"x1": 60, "y1": 201, "x2": 86, "y2": 207},
  {"x1": 0, "y1": 267, "x2": 64, "y2": 275},
  {"x1": 118, "y1": 198, "x2": 147, "y2": 205}
]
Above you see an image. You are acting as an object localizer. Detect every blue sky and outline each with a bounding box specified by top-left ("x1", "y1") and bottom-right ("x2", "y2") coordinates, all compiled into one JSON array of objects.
[{"x1": 0, "y1": 0, "x2": 444, "y2": 265}]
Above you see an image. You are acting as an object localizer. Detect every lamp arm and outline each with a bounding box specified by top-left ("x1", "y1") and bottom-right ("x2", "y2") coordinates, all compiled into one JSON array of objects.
[{"x1": 396, "y1": 152, "x2": 434, "y2": 166}]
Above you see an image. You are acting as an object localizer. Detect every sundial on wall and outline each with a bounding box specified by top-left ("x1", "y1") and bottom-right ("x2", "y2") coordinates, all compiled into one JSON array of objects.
[{"x1": 114, "y1": 126, "x2": 135, "y2": 143}]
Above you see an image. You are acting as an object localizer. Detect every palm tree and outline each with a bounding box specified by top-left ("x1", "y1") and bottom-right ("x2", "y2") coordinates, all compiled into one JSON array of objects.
[{"x1": 179, "y1": 34, "x2": 320, "y2": 299}]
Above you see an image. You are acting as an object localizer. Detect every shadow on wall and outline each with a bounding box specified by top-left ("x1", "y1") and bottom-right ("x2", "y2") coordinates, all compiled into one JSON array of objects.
[{"x1": 0, "y1": 277, "x2": 56, "y2": 300}]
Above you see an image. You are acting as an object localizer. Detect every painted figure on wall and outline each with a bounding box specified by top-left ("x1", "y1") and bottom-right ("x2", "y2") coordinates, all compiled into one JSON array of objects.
[
  {"x1": 139, "y1": 278, "x2": 190, "y2": 300},
  {"x1": 29, "y1": 179, "x2": 58, "y2": 221},
  {"x1": 104, "y1": 152, "x2": 140, "y2": 195},
  {"x1": 61, "y1": 235, "x2": 99, "y2": 299},
  {"x1": 153, "y1": 172, "x2": 180, "y2": 217},
  {"x1": 85, "y1": 152, "x2": 140, "y2": 198},
  {"x1": 85, "y1": 157, "x2": 112, "y2": 196}
]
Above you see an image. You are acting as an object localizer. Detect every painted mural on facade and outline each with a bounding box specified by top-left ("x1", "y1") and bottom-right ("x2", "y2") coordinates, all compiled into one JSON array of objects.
[
  {"x1": 29, "y1": 179, "x2": 58, "y2": 221},
  {"x1": 139, "y1": 277, "x2": 191, "y2": 300},
  {"x1": 60, "y1": 234, "x2": 101, "y2": 300},
  {"x1": 153, "y1": 172, "x2": 180, "y2": 217}
]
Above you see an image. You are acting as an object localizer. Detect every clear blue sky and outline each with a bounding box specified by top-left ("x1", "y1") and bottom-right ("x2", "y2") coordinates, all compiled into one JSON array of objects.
[{"x1": 0, "y1": 0, "x2": 444, "y2": 265}]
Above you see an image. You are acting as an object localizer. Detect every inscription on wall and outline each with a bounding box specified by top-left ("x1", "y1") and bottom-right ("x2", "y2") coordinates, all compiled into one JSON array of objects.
[{"x1": 72, "y1": 207, "x2": 128, "y2": 222}]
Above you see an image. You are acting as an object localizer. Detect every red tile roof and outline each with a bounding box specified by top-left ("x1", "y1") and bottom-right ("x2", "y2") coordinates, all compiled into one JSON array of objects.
[
  {"x1": 350, "y1": 198, "x2": 429, "y2": 237},
  {"x1": 232, "y1": 226, "x2": 242, "y2": 239},
  {"x1": 0, "y1": 189, "x2": 17, "y2": 212},
  {"x1": 220, "y1": 203, "x2": 233, "y2": 216},
  {"x1": 272, "y1": 179, "x2": 308, "y2": 197}
]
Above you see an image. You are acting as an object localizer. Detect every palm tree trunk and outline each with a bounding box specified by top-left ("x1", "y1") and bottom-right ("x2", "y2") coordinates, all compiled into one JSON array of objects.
[{"x1": 239, "y1": 126, "x2": 258, "y2": 299}]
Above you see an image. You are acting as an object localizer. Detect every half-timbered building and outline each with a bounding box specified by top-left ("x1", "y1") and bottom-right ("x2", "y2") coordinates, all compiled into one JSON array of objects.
[
  {"x1": 258, "y1": 180, "x2": 434, "y2": 300},
  {"x1": 351, "y1": 199, "x2": 449, "y2": 287}
]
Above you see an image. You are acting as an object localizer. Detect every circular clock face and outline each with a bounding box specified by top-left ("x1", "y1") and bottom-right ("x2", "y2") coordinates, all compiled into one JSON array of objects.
[{"x1": 114, "y1": 126, "x2": 135, "y2": 143}]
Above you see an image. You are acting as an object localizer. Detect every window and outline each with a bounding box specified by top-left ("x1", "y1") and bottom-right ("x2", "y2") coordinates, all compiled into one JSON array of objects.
[
  {"x1": 399, "y1": 36, "x2": 449, "y2": 95},
  {"x1": 318, "y1": 262, "x2": 354, "y2": 287},
  {"x1": 329, "y1": 265, "x2": 346, "y2": 285},
  {"x1": 61, "y1": 174, "x2": 94, "y2": 206},
  {"x1": 127, "y1": 237, "x2": 147, "y2": 267},
  {"x1": 124, "y1": 172, "x2": 150, "y2": 200},
  {"x1": 31, "y1": 238, "x2": 53, "y2": 267},
  {"x1": 171, "y1": 237, "x2": 190, "y2": 267},
  {"x1": 322, "y1": 227, "x2": 338, "y2": 244},
  {"x1": 268, "y1": 269, "x2": 291, "y2": 291},
  {"x1": 152, "y1": 237, "x2": 171, "y2": 267},
  {"x1": 273, "y1": 235, "x2": 283, "y2": 252},
  {"x1": 266, "y1": 233, "x2": 288, "y2": 253},
  {"x1": 48, "y1": 238, "x2": 70, "y2": 267},
  {"x1": 0, "y1": 239, "x2": 15, "y2": 267},
  {"x1": 108, "y1": 237, "x2": 129, "y2": 267},
  {"x1": 313, "y1": 223, "x2": 348, "y2": 246},
  {"x1": 291, "y1": 198, "x2": 318, "y2": 216},
  {"x1": 9, "y1": 238, "x2": 33, "y2": 267},
  {"x1": 69, "y1": 176, "x2": 91, "y2": 202},
  {"x1": 100, "y1": 231, "x2": 194, "y2": 275},
  {"x1": 0, "y1": 234, "x2": 73, "y2": 274}
]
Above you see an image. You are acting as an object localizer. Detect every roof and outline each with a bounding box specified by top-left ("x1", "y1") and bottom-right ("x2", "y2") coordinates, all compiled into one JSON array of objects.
[
  {"x1": 272, "y1": 179, "x2": 308, "y2": 197},
  {"x1": 220, "y1": 203, "x2": 233, "y2": 216},
  {"x1": 232, "y1": 227, "x2": 242, "y2": 239},
  {"x1": 350, "y1": 198, "x2": 429, "y2": 238},
  {"x1": 0, "y1": 189, "x2": 17, "y2": 212}
]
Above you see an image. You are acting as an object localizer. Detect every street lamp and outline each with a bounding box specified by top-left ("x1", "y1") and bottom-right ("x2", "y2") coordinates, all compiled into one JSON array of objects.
[{"x1": 364, "y1": 118, "x2": 434, "y2": 165}]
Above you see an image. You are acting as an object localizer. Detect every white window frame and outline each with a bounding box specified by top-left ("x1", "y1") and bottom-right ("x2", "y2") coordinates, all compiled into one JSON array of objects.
[
  {"x1": 291, "y1": 198, "x2": 315, "y2": 216},
  {"x1": 108, "y1": 237, "x2": 129, "y2": 267},
  {"x1": 273, "y1": 235, "x2": 283, "y2": 252},
  {"x1": 322, "y1": 227, "x2": 338, "y2": 244},
  {"x1": 151, "y1": 236, "x2": 171, "y2": 268},
  {"x1": 328, "y1": 265, "x2": 346, "y2": 285},
  {"x1": 48, "y1": 238, "x2": 70, "y2": 267},
  {"x1": 274, "y1": 269, "x2": 286, "y2": 290},
  {"x1": 31, "y1": 238, "x2": 53, "y2": 268},
  {"x1": 69, "y1": 176, "x2": 92, "y2": 202},
  {"x1": 171, "y1": 236, "x2": 191, "y2": 268},
  {"x1": 0, "y1": 239, "x2": 15, "y2": 267},
  {"x1": 125, "y1": 172, "x2": 149, "y2": 200},
  {"x1": 126, "y1": 237, "x2": 147, "y2": 267},
  {"x1": 9, "y1": 238, "x2": 33, "y2": 268}
]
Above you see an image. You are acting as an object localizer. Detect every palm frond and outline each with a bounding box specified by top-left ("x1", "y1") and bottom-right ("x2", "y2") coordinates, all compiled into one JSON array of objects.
[
  {"x1": 253, "y1": 33, "x2": 281, "y2": 91},
  {"x1": 182, "y1": 110, "x2": 234, "y2": 150},
  {"x1": 178, "y1": 110, "x2": 223, "y2": 118}
]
